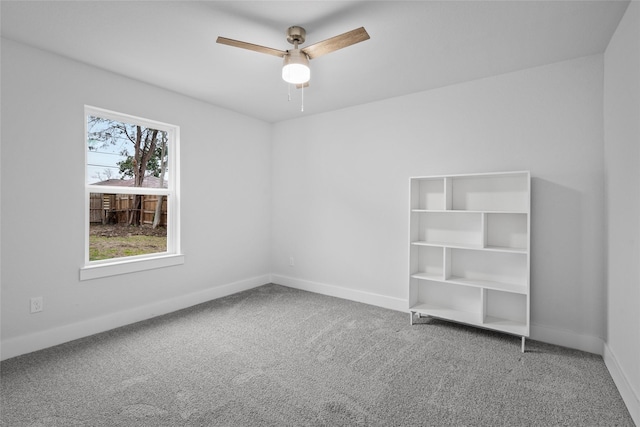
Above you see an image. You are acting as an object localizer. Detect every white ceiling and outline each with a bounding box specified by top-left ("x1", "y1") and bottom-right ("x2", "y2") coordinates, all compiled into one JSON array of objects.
[{"x1": 1, "y1": 1, "x2": 630, "y2": 123}]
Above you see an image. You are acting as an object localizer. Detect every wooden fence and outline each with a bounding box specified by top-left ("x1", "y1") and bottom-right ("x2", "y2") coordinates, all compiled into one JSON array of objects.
[{"x1": 89, "y1": 193, "x2": 167, "y2": 226}]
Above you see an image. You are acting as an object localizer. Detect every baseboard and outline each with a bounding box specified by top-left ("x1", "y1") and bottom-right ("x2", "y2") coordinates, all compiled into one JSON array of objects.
[
  {"x1": 0, "y1": 274, "x2": 270, "y2": 361},
  {"x1": 604, "y1": 344, "x2": 640, "y2": 426},
  {"x1": 271, "y1": 274, "x2": 407, "y2": 312},
  {"x1": 529, "y1": 322, "x2": 604, "y2": 355}
]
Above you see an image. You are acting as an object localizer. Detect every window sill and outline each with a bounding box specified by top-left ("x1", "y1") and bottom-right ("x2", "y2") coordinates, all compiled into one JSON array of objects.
[{"x1": 80, "y1": 253, "x2": 184, "y2": 281}]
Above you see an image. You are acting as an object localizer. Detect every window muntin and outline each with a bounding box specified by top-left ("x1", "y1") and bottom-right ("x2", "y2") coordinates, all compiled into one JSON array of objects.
[{"x1": 83, "y1": 106, "x2": 180, "y2": 277}]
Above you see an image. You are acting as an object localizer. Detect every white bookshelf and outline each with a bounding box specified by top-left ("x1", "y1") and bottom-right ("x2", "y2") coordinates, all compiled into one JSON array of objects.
[{"x1": 409, "y1": 171, "x2": 530, "y2": 351}]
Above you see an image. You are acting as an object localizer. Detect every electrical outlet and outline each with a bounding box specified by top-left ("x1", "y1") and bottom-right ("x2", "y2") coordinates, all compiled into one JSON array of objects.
[
  {"x1": 289, "y1": 256, "x2": 295, "y2": 267},
  {"x1": 30, "y1": 296, "x2": 43, "y2": 313}
]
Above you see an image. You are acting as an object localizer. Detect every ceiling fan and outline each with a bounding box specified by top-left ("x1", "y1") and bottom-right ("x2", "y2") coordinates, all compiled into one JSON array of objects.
[{"x1": 216, "y1": 26, "x2": 370, "y2": 86}]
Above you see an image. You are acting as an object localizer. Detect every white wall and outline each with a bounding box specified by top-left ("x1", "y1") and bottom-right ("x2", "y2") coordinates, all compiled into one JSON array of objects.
[
  {"x1": 604, "y1": 1, "x2": 640, "y2": 424},
  {"x1": 0, "y1": 39, "x2": 272, "y2": 359},
  {"x1": 272, "y1": 55, "x2": 606, "y2": 353}
]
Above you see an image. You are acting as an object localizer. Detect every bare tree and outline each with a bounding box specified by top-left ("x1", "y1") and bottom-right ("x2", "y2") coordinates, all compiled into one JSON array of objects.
[
  {"x1": 125, "y1": 126, "x2": 159, "y2": 225},
  {"x1": 152, "y1": 133, "x2": 168, "y2": 228},
  {"x1": 92, "y1": 168, "x2": 114, "y2": 182}
]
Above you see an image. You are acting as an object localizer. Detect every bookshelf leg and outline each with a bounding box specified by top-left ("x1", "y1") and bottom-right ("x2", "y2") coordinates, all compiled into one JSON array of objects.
[
  {"x1": 521, "y1": 336, "x2": 526, "y2": 353},
  {"x1": 410, "y1": 311, "x2": 414, "y2": 326}
]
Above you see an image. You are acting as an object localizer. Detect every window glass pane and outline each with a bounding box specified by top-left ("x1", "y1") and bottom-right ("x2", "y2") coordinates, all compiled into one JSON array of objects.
[
  {"x1": 89, "y1": 192, "x2": 168, "y2": 261},
  {"x1": 87, "y1": 116, "x2": 169, "y2": 188}
]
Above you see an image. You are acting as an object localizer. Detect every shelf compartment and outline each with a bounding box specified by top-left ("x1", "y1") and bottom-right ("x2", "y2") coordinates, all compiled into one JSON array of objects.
[
  {"x1": 411, "y1": 178, "x2": 445, "y2": 211},
  {"x1": 483, "y1": 289, "x2": 529, "y2": 336},
  {"x1": 411, "y1": 211, "x2": 482, "y2": 248},
  {"x1": 485, "y1": 213, "x2": 528, "y2": 251},
  {"x1": 445, "y1": 276, "x2": 527, "y2": 294},
  {"x1": 411, "y1": 303, "x2": 482, "y2": 327},
  {"x1": 447, "y1": 248, "x2": 528, "y2": 291},
  {"x1": 411, "y1": 272, "x2": 444, "y2": 282},
  {"x1": 482, "y1": 316, "x2": 528, "y2": 336},
  {"x1": 409, "y1": 279, "x2": 481, "y2": 324},
  {"x1": 451, "y1": 173, "x2": 529, "y2": 212},
  {"x1": 411, "y1": 271, "x2": 527, "y2": 294},
  {"x1": 410, "y1": 245, "x2": 444, "y2": 279},
  {"x1": 412, "y1": 240, "x2": 524, "y2": 253}
]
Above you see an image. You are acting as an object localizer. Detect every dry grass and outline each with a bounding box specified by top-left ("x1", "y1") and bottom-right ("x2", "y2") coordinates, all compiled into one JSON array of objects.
[{"x1": 89, "y1": 224, "x2": 167, "y2": 261}]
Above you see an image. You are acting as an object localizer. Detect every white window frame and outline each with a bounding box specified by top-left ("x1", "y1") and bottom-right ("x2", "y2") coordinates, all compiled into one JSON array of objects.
[{"x1": 80, "y1": 106, "x2": 183, "y2": 280}]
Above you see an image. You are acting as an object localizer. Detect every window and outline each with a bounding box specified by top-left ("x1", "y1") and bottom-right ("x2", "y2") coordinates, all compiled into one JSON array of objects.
[{"x1": 81, "y1": 106, "x2": 182, "y2": 280}]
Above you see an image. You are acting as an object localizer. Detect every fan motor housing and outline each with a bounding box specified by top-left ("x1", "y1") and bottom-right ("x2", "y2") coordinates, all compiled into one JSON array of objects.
[{"x1": 286, "y1": 26, "x2": 306, "y2": 45}]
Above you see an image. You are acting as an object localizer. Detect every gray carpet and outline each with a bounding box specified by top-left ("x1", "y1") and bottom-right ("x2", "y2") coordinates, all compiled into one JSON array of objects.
[{"x1": 1, "y1": 284, "x2": 633, "y2": 426}]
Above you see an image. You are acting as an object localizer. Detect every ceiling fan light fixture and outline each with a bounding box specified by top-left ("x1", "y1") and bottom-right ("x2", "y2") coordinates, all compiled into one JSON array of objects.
[{"x1": 282, "y1": 49, "x2": 310, "y2": 84}]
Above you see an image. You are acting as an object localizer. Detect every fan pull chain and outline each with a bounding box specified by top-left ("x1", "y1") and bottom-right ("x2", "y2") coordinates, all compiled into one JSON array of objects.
[{"x1": 285, "y1": 83, "x2": 304, "y2": 112}]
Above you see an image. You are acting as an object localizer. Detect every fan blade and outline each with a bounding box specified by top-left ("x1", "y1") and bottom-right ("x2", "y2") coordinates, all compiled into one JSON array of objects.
[
  {"x1": 216, "y1": 37, "x2": 286, "y2": 58},
  {"x1": 302, "y1": 27, "x2": 370, "y2": 60}
]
